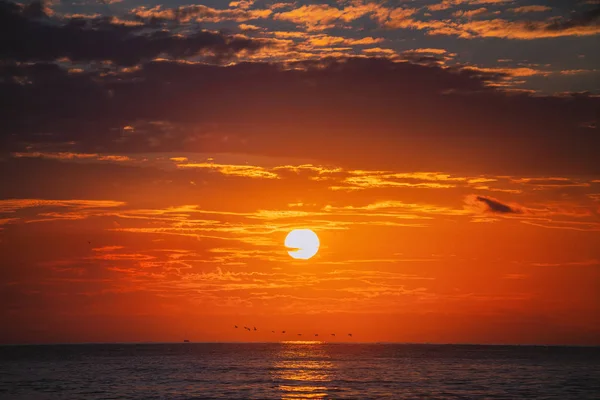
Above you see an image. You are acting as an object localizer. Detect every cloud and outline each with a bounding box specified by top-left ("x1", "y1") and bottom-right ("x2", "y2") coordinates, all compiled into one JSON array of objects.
[
  {"x1": 531, "y1": 259, "x2": 599, "y2": 267},
  {"x1": 473, "y1": 185, "x2": 522, "y2": 194},
  {"x1": 273, "y1": 4, "x2": 348, "y2": 30},
  {"x1": 362, "y1": 47, "x2": 397, "y2": 56},
  {"x1": 509, "y1": 6, "x2": 552, "y2": 13},
  {"x1": 511, "y1": 177, "x2": 591, "y2": 188},
  {"x1": 560, "y1": 69, "x2": 598, "y2": 75},
  {"x1": 90, "y1": 253, "x2": 156, "y2": 261},
  {"x1": 176, "y1": 162, "x2": 279, "y2": 179},
  {"x1": 0, "y1": 199, "x2": 124, "y2": 213},
  {"x1": 544, "y1": 4, "x2": 600, "y2": 32},
  {"x1": 239, "y1": 23, "x2": 262, "y2": 31},
  {"x1": 330, "y1": 177, "x2": 457, "y2": 190},
  {"x1": 229, "y1": 0, "x2": 255, "y2": 10},
  {"x1": 455, "y1": 17, "x2": 600, "y2": 39},
  {"x1": 398, "y1": 48, "x2": 455, "y2": 65},
  {"x1": 306, "y1": 35, "x2": 384, "y2": 47},
  {"x1": 93, "y1": 246, "x2": 125, "y2": 252},
  {"x1": 374, "y1": 4, "x2": 600, "y2": 39},
  {"x1": 273, "y1": 3, "x2": 385, "y2": 31},
  {"x1": 375, "y1": 7, "x2": 419, "y2": 29},
  {"x1": 323, "y1": 200, "x2": 469, "y2": 217},
  {"x1": 465, "y1": 195, "x2": 523, "y2": 214},
  {"x1": 329, "y1": 171, "x2": 469, "y2": 191},
  {"x1": 405, "y1": 48, "x2": 448, "y2": 55},
  {"x1": 520, "y1": 220, "x2": 600, "y2": 231},
  {"x1": 0, "y1": 1, "x2": 265, "y2": 65},
  {"x1": 12, "y1": 152, "x2": 132, "y2": 162},
  {"x1": 0, "y1": 217, "x2": 19, "y2": 229},
  {"x1": 428, "y1": 0, "x2": 513, "y2": 12},
  {"x1": 453, "y1": 7, "x2": 490, "y2": 19},
  {"x1": 1, "y1": 56, "x2": 599, "y2": 176},
  {"x1": 272, "y1": 164, "x2": 343, "y2": 175},
  {"x1": 462, "y1": 194, "x2": 597, "y2": 227},
  {"x1": 461, "y1": 66, "x2": 551, "y2": 81},
  {"x1": 130, "y1": 4, "x2": 272, "y2": 23}
]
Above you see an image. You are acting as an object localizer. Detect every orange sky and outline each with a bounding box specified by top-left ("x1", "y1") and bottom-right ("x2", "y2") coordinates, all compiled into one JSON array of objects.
[
  {"x1": 1, "y1": 154, "x2": 599, "y2": 345},
  {"x1": 1, "y1": 0, "x2": 599, "y2": 345}
]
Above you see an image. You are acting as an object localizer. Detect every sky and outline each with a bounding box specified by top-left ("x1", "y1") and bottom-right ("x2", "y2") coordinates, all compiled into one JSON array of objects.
[{"x1": 0, "y1": 0, "x2": 599, "y2": 345}]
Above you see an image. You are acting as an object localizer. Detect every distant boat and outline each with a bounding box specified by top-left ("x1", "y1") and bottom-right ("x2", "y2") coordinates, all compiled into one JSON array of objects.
[{"x1": 183, "y1": 339, "x2": 190, "y2": 343}]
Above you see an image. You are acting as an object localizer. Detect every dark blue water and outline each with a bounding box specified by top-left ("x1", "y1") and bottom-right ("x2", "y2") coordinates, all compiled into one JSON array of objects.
[{"x1": 1, "y1": 343, "x2": 598, "y2": 399}]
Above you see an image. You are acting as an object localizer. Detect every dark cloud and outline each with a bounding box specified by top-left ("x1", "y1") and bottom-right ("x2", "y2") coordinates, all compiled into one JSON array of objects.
[
  {"x1": 1, "y1": 55, "x2": 599, "y2": 175},
  {"x1": 0, "y1": 2, "x2": 599, "y2": 177},
  {"x1": 0, "y1": 0, "x2": 264, "y2": 66},
  {"x1": 545, "y1": 5, "x2": 600, "y2": 31},
  {"x1": 473, "y1": 196, "x2": 522, "y2": 214},
  {"x1": 398, "y1": 52, "x2": 447, "y2": 66}
]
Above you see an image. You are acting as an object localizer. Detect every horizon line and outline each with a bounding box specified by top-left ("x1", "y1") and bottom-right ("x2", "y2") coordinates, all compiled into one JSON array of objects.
[{"x1": 1, "y1": 341, "x2": 599, "y2": 347}]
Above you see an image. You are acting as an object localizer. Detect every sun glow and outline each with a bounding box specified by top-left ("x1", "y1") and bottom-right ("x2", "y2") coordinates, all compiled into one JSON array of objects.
[
  {"x1": 285, "y1": 229, "x2": 320, "y2": 260},
  {"x1": 280, "y1": 341, "x2": 323, "y2": 344}
]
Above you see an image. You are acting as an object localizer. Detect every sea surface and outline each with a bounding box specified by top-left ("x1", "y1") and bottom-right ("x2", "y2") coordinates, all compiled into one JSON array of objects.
[{"x1": 0, "y1": 343, "x2": 599, "y2": 399}]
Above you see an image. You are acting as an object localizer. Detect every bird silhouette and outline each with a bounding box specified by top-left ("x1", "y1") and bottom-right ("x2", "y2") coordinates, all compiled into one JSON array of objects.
[
  {"x1": 234, "y1": 325, "x2": 238, "y2": 328},
  {"x1": 87, "y1": 241, "x2": 91, "y2": 245},
  {"x1": 348, "y1": 333, "x2": 353, "y2": 337},
  {"x1": 331, "y1": 333, "x2": 336, "y2": 336},
  {"x1": 253, "y1": 326, "x2": 257, "y2": 331},
  {"x1": 282, "y1": 330, "x2": 286, "y2": 334},
  {"x1": 297, "y1": 333, "x2": 302, "y2": 336},
  {"x1": 271, "y1": 330, "x2": 275, "y2": 333},
  {"x1": 314, "y1": 334, "x2": 319, "y2": 337}
]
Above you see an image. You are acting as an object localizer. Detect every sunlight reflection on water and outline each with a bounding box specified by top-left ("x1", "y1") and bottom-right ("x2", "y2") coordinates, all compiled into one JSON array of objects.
[{"x1": 272, "y1": 341, "x2": 336, "y2": 399}]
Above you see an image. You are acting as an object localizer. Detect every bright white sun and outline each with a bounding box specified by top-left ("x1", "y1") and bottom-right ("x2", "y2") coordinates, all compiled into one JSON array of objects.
[{"x1": 285, "y1": 229, "x2": 320, "y2": 260}]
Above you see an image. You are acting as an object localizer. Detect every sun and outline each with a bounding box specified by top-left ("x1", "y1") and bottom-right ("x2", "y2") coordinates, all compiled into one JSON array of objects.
[{"x1": 285, "y1": 229, "x2": 320, "y2": 260}]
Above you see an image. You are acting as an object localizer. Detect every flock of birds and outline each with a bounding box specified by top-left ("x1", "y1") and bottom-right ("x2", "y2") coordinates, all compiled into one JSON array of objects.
[{"x1": 234, "y1": 325, "x2": 353, "y2": 338}]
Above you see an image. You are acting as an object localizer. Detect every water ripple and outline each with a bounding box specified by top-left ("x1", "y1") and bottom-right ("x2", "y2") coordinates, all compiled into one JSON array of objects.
[{"x1": 0, "y1": 343, "x2": 598, "y2": 399}]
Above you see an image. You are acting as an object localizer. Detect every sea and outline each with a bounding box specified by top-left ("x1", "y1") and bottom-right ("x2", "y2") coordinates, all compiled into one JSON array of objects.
[{"x1": 0, "y1": 343, "x2": 599, "y2": 399}]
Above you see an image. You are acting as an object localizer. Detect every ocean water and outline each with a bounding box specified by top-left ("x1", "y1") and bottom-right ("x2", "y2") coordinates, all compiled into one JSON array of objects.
[{"x1": 0, "y1": 343, "x2": 599, "y2": 399}]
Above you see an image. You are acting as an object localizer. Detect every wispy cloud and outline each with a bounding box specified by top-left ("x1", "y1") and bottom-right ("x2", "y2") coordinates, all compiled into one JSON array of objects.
[
  {"x1": 508, "y1": 6, "x2": 552, "y2": 14},
  {"x1": 520, "y1": 220, "x2": 600, "y2": 231},
  {"x1": 323, "y1": 201, "x2": 469, "y2": 217},
  {"x1": 531, "y1": 259, "x2": 599, "y2": 267},
  {"x1": 12, "y1": 152, "x2": 132, "y2": 162},
  {"x1": 0, "y1": 199, "x2": 125, "y2": 213},
  {"x1": 130, "y1": 4, "x2": 272, "y2": 23},
  {"x1": 511, "y1": 177, "x2": 591, "y2": 188},
  {"x1": 176, "y1": 162, "x2": 279, "y2": 179}
]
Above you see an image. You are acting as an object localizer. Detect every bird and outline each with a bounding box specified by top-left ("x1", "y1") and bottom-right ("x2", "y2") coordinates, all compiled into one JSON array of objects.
[
  {"x1": 271, "y1": 330, "x2": 275, "y2": 333},
  {"x1": 331, "y1": 333, "x2": 336, "y2": 337},
  {"x1": 282, "y1": 331, "x2": 286, "y2": 334},
  {"x1": 234, "y1": 325, "x2": 238, "y2": 328},
  {"x1": 87, "y1": 241, "x2": 91, "y2": 245},
  {"x1": 348, "y1": 333, "x2": 353, "y2": 337},
  {"x1": 314, "y1": 334, "x2": 319, "y2": 337},
  {"x1": 297, "y1": 333, "x2": 302, "y2": 336},
  {"x1": 253, "y1": 326, "x2": 257, "y2": 331}
]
